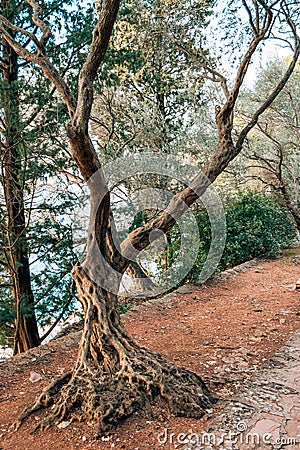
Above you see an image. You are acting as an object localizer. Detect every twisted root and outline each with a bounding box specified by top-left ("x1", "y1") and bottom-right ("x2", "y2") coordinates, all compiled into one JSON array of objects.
[{"x1": 14, "y1": 347, "x2": 216, "y2": 435}]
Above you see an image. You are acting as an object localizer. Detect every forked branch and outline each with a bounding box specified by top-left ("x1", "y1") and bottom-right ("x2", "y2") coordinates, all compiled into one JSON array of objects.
[{"x1": 26, "y1": 0, "x2": 52, "y2": 47}]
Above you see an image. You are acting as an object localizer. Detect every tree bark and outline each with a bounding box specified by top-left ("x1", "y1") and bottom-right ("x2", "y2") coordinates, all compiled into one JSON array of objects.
[
  {"x1": 126, "y1": 261, "x2": 159, "y2": 297},
  {"x1": 1, "y1": 7, "x2": 40, "y2": 354},
  {"x1": 15, "y1": 129, "x2": 216, "y2": 434}
]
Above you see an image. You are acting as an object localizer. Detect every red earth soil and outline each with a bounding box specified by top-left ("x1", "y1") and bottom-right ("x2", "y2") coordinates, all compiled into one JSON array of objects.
[{"x1": 0, "y1": 246, "x2": 299, "y2": 450}]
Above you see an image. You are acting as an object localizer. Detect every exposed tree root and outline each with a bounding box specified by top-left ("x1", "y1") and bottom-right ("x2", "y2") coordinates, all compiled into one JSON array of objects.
[
  {"x1": 14, "y1": 265, "x2": 216, "y2": 436},
  {"x1": 14, "y1": 347, "x2": 216, "y2": 436},
  {"x1": 13, "y1": 371, "x2": 72, "y2": 432}
]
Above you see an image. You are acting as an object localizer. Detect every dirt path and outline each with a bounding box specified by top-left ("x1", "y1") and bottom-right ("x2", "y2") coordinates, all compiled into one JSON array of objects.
[
  {"x1": 190, "y1": 329, "x2": 300, "y2": 450},
  {"x1": 0, "y1": 246, "x2": 299, "y2": 450}
]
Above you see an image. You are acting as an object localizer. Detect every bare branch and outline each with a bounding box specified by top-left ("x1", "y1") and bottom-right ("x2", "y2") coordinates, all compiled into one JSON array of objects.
[
  {"x1": 0, "y1": 23, "x2": 77, "y2": 117},
  {"x1": 0, "y1": 14, "x2": 42, "y2": 51},
  {"x1": 236, "y1": 40, "x2": 300, "y2": 152},
  {"x1": 225, "y1": 3, "x2": 274, "y2": 111},
  {"x1": 40, "y1": 282, "x2": 76, "y2": 343},
  {"x1": 162, "y1": 32, "x2": 229, "y2": 98},
  {"x1": 0, "y1": 258, "x2": 9, "y2": 269},
  {"x1": 242, "y1": 0, "x2": 259, "y2": 35},
  {"x1": 26, "y1": 0, "x2": 52, "y2": 47},
  {"x1": 248, "y1": 155, "x2": 277, "y2": 173}
]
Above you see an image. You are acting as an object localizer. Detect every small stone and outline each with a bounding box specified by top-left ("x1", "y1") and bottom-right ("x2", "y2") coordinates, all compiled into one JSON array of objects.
[
  {"x1": 250, "y1": 336, "x2": 263, "y2": 343},
  {"x1": 254, "y1": 329, "x2": 267, "y2": 337},
  {"x1": 82, "y1": 436, "x2": 87, "y2": 442},
  {"x1": 57, "y1": 420, "x2": 71, "y2": 429},
  {"x1": 249, "y1": 418, "x2": 281, "y2": 441},
  {"x1": 29, "y1": 371, "x2": 42, "y2": 383}
]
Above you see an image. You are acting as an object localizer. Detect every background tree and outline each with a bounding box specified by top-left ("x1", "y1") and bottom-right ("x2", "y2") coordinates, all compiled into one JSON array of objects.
[
  {"x1": 0, "y1": 0, "x2": 95, "y2": 353},
  {"x1": 89, "y1": 0, "x2": 215, "y2": 293},
  {"x1": 238, "y1": 59, "x2": 300, "y2": 231},
  {"x1": 92, "y1": 0, "x2": 213, "y2": 159},
  {"x1": 0, "y1": 0, "x2": 299, "y2": 435},
  {"x1": 0, "y1": 0, "x2": 41, "y2": 353},
  {"x1": 160, "y1": 190, "x2": 297, "y2": 285}
]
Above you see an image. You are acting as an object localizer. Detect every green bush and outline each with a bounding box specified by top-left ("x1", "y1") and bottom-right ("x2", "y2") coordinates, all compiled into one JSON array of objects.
[
  {"x1": 158, "y1": 190, "x2": 297, "y2": 285},
  {"x1": 220, "y1": 190, "x2": 296, "y2": 268}
]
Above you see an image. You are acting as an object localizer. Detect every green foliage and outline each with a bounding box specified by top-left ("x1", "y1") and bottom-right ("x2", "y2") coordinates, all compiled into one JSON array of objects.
[
  {"x1": 93, "y1": 0, "x2": 215, "y2": 162},
  {"x1": 28, "y1": 217, "x2": 78, "y2": 328},
  {"x1": 0, "y1": 0, "x2": 94, "y2": 347},
  {"x1": 128, "y1": 211, "x2": 149, "y2": 232},
  {"x1": 159, "y1": 191, "x2": 297, "y2": 286},
  {"x1": 118, "y1": 304, "x2": 130, "y2": 314},
  {"x1": 220, "y1": 191, "x2": 296, "y2": 267},
  {"x1": 225, "y1": 57, "x2": 300, "y2": 236}
]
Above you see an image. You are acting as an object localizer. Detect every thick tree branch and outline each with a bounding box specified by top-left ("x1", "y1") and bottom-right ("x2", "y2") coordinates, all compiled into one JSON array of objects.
[
  {"x1": 72, "y1": 0, "x2": 120, "y2": 132},
  {"x1": 120, "y1": 2, "x2": 300, "y2": 262},
  {"x1": 221, "y1": 1, "x2": 275, "y2": 118}
]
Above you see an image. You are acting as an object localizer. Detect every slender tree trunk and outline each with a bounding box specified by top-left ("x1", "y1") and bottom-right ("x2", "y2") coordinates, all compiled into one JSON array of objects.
[
  {"x1": 1, "y1": 8, "x2": 40, "y2": 354},
  {"x1": 275, "y1": 143, "x2": 300, "y2": 233},
  {"x1": 279, "y1": 185, "x2": 300, "y2": 232}
]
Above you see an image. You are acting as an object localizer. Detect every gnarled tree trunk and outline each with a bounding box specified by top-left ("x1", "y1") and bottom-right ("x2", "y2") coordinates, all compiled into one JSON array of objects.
[
  {"x1": 50, "y1": 264, "x2": 214, "y2": 432},
  {"x1": 15, "y1": 131, "x2": 215, "y2": 434}
]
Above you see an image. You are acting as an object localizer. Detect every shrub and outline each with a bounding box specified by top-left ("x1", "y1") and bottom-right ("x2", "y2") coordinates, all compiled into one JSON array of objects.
[
  {"x1": 158, "y1": 190, "x2": 297, "y2": 286},
  {"x1": 220, "y1": 190, "x2": 296, "y2": 268}
]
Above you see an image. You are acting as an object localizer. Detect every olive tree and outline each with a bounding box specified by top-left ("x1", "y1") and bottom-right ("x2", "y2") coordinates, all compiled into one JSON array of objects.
[{"x1": 1, "y1": 0, "x2": 299, "y2": 435}]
